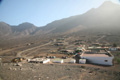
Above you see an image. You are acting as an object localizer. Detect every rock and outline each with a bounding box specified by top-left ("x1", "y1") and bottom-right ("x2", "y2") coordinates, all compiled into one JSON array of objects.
[
  {"x1": 13, "y1": 63, "x2": 22, "y2": 66},
  {"x1": 20, "y1": 67, "x2": 22, "y2": 70},
  {"x1": 16, "y1": 63, "x2": 22, "y2": 66},
  {"x1": 114, "y1": 72, "x2": 120, "y2": 76},
  {"x1": 32, "y1": 69, "x2": 35, "y2": 72},
  {"x1": 95, "y1": 68, "x2": 100, "y2": 71},
  {"x1": 47, "y1": 77, "x2": 49, "y2": 79},
  {"x1": 89, "y1": 71, "x2": 93, "y2": 75},
  {"x1": 89, "y1": 71, "x2": 93, "y2": 73},
  {"x1": 9, "y1": 67, "x2": 12, "y2": 70},
  {"x1": 80, "y1": 66, "x2": 85, "y2": 68},
  {"x1": 34, "y1": 76, "x2": 37, "y2": 78},
  {"x1": 66, "y1": 68, "x2": 70, "y2": 70},
  {"x1": 13, "y1": 68, "x2": 17, "y2": 71},
  {"x1": 30, "y1": 66, "x2": 33, "y2": 68},
  {"x1": 13, "y1": 63, "x2": 16, "y2": 66},
  {"x1": 81, "y1": 69, "x2": 86, "y2": 72}
]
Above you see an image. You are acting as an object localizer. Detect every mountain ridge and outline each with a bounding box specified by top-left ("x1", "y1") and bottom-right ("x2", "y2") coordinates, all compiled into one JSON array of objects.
[{"x1": 0, "y1": 1, "x2": 120, "y2": 38}]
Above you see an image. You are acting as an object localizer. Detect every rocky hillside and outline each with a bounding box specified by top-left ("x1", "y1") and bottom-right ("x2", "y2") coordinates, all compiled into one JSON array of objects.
[
  {"x1": 0, "y1": 22, "x2": 12, "y2": 37},
  {"x1": 0, "y1": 22, "x2": 38, "y2": 38},
  {"x1": 0, "y1": 1, "x2": 120, "y2": 42},
  {"x1": 11, "y1": 22, "x2": 37, "y2": 36},
  {"x1": 43, "y1": 1, "x2": 120, "y2": 34}
]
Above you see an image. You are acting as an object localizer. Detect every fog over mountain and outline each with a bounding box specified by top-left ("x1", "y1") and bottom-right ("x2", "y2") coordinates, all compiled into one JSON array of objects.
[
  {"x1": 0, "y1": 1, "x2": 120, "y2": 39},
  {"x1": 43, "y1": 1, "x2": 120, "y2": 34}
]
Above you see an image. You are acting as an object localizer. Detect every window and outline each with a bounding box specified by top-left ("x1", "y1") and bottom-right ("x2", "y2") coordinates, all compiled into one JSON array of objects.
[{"x1": 104, "y1": 60, "x2": 108, "y2": 62}]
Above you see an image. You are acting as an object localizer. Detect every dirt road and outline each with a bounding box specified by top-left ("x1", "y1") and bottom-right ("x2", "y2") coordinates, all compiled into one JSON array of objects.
[
  {"x1": 96, "y1": 35, "x2": 106, "y2": 43},
  {"x1": 16, "y1": 41, "x2": 51, "y2": 57},
  {"x1": 96, "y1": 35, "x2": 110, "y2": 44}
]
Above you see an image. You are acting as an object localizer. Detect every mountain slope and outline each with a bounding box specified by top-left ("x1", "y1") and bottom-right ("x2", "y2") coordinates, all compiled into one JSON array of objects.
[
  {"x1": 11, "y1": 22, "x2": 37, "y2": 36},
  {"x1": 0, "y1": 22, "x2": 12, "y2": 37},
  {"x1": 0, "y1": 22, "x2": 38, "y2": 39},
  {"x1": 0, "y1": 1, "x2": 120, "y2": 48},
  {"x1": 42, "y1": 1, "x2": 120, "y2": 34},
  {"x1": 0, "y1": 1, "x2": 120, "y2": 38}
]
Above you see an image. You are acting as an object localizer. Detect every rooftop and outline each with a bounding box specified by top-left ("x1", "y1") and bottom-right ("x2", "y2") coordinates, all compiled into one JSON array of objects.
[
  {"x1": 81, "y1": 54, "x2": 109, "y2": 57},
  {"x1": 81, "y1": 49, "x2": 113, "y2": 57}
]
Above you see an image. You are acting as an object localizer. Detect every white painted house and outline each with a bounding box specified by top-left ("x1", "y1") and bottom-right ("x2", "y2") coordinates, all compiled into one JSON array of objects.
[
  {"x1": 80, "y1": 49, "x2": 114, "y2": 66},
  {"x1": 79, "y1": 59, "x2": 86, "y2": 64},
  {"x1": 70, "y1": 59, "x2": 76, "y2": 63},
  {"x1": 53, "y1": 59, "x2": 64, "y2": 63},
  {"x1": 27, "y1": 58, "x2": 43, "y2": 63},
  {"x1": 28, "y1": 58, "x2": 50, "y2": 64},
  {"x1": 42, "y1": 59, "x2": 50, "y2": 64}
]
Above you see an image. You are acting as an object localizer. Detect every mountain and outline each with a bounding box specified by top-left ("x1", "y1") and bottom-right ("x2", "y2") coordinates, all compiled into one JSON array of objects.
[
  {"x1": 11, "y1": 22, "x2": 37, "y2": 36},
  {"x1": 0, "y1": 22, "x2": 38, "y2": 38},
  {"x1": 42, "y1": 1, "x2": 120, "y2": 34},
  {"x1": 0, "y1": 22, "x2": 12, "y2": 37},
  {"x1": 0, "y1": 1, "x2": 120, "y2": 44}
]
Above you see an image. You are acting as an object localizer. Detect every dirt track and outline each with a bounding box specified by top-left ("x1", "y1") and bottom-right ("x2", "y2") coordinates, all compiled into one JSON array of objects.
[{"x1": 16, "y1": 41, "x2": 51, "y2": 57}]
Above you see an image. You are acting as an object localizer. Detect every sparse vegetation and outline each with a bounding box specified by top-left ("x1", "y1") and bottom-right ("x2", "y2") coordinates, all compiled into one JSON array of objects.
[
  {"x1": 113, "y1": 43, "x2": 117, "y2": 47},
  {"x1": 115, "y1": 58, "x2": 120, "y2": 64},
  {"x1": 0, "y1": 1, "x2": 120, "y2": 80}
]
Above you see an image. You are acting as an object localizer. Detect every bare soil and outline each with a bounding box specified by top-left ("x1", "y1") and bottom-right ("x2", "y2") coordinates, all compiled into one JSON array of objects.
[{"x1": 0, "y1": 63, "x2": 120, "y2": 80}]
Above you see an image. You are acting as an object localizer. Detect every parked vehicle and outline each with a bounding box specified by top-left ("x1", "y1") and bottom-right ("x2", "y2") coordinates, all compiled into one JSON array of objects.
[{"x1": 11, "y1": 57, "x2": 25, "y2": 63}]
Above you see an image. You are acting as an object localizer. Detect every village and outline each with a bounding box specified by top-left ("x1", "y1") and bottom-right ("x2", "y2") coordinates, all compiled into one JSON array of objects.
[
  {"x1": 0, "y1": 36, "x2": 120, "y2": 80},
  {"x1": 1, "y1": 36, "x2": 119, "y2": 67}
]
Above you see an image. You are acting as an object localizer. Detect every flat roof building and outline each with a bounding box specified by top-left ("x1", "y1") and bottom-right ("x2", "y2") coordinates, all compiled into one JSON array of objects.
[{"x1": 80, "y1": 49, "x2": 114, "y2": 66}]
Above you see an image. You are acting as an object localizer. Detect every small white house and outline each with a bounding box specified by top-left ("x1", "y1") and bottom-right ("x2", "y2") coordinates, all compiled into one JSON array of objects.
[
  {"x1": 80, "y1": 49, "x2": 114, "y2": 66},
  {"x1": 79, "y1": 59, "x2": 86, "y2": 64},
  {"x1": 27, "y1": 58, "x2": 43, "y2": 63},
  {"x1": 70, "y1": 59, "x2": 76, "y2": 63},
  {"x1": 53, "y1": 59, "x2": 64, "y2": 63},
  {"x1": 42, "y1": 59, "x2": 50, "y2": 64}
]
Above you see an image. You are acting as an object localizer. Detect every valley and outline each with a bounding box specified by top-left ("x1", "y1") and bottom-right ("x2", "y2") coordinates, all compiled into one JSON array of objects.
[{"x1": 0, "y1": 1, "x2": 120, "y2": 80}]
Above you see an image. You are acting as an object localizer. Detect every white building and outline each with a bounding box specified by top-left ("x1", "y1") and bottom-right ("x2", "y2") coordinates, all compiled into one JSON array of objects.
[
  {"x1": 53, "y1": 59, "x2": 64, "y2": 63},
  {"x1": 79, "y1": 59, "x2": 86, "y2": 64},
  {"x1": 42, "y1": 59, "x2": 50, "y2": 64},
  {"x1": 28, "y1": 58, "x2": 50, "y2": 64},
  {"x1": 27, "y1": 58, "x2": 43, "y2": 63},
  {"x1": 70, "y1": 59, "x2": 76, "y2": 63},
  {"x1": 80, "y1": 49, "x2": 114, "y2": 66}
]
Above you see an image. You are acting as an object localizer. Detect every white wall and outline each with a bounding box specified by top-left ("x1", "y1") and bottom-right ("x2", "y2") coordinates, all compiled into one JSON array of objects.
[
  {"x1": 79, "y1": 59, "x2": 86, "y2": 64},
  {"x1": 43, "y1": 59, "x2": 50, "y2": 64},
  {"x1": 53, "y1": 59, "x2": 64, "y2": 63},
  {"x1": 81, "y1": 56, "x2": 114, "y2": 66}
]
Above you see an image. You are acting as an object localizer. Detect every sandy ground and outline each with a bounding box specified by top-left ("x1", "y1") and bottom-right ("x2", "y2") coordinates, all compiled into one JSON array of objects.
[
  {"x1": 0, "y1": 63, "x2": 120, "y2": 80},
  {"x1": 0, "y1": 36, "x2": 120, "y2": 80}
]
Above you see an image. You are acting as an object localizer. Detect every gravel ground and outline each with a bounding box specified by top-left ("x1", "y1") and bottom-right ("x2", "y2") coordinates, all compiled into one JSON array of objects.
[{"x1": 0, "y1": 63, "x2": 120, "y2": 80}]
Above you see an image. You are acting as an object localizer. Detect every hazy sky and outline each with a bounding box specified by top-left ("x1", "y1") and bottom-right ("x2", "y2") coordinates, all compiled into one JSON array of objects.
[{"x1": 0, "y1": 0, "x2": 120, "y2": 26}]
